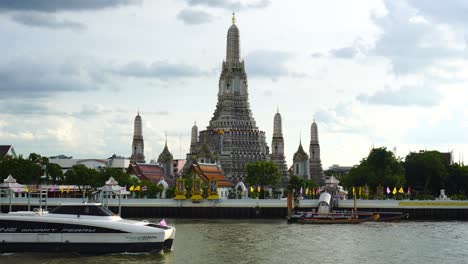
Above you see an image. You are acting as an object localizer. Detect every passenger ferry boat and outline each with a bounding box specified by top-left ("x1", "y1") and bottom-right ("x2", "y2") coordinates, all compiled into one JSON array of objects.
[{"x1": 0, "y1": 203, "x2": 175, "y2": 253}]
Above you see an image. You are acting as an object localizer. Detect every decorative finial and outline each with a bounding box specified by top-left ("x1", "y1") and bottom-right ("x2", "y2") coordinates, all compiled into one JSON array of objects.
[
  {"x1": 165, "y1": 130, "x2": 168, "y2": 147},
  {"x1": 232, "y1": 12, "x2": 236, "y2": 24},
  {"x1": 277, "y1": 105, "x2": 279, "y2": 114},
  {"x1": 299, "y1": 130, "x2": 302, "y2": 145},
  {"x1": 137, "y1": 108, "x2": 140, "y2": 116}
]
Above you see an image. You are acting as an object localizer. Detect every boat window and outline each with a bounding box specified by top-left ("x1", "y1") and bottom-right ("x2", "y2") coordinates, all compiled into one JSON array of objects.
[{"x1": 49, "y1": 205, "x2": 115, "y2": 216}]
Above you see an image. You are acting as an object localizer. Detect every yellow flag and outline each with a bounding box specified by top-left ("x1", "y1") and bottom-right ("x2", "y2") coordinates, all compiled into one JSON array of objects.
[
  {"x1": 60, "y1": 186, "x2": 64, "y2": 193},
  {"x1": 66, "y1": 186, "x2": 70, "y2": 193},
  {"x1": 352, "y1": 186, "x2": 355, "y2": 195},
  {"x1": 257, "y1": 186, "x2": 260, "y2": 192},
  {"x1": 392, "y1": 187, "x2": 397, "y2": 195},
  {"x1": 24, "y1": 186, "x2": 29, "y2": 193},
  {"x1": 305, "y1": 187, "x2": 309, "y2": 195},
  {"x1": 398, "y1": 187, "x2": 404, "y2": 194},
  {"x1": 359, "y1": 186, "x2": 362, "y2": 196},
  {"x1": 250, "y1": 186, "x2": 254, "y2": 192},
  {"x1": 312, "y1": 187, "x2": 315, "y2": 195},
  {"x1": 129, "y1": 185, "x2": 134, "y2": 191},
  {"x1": 135, "y1": 186, "x2": 141, "y2": 191}
]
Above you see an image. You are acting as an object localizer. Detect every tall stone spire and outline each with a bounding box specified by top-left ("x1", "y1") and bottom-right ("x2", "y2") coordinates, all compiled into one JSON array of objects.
[
  {"x1": 271, "y1": 109, "x2": 288, "y2": 184},
  {"x1": 226, "y1": 13, "x2": 240, "y2": 63},
  {"x1": 190, "y1": 121, "x2": 198, "y2": 152},
  {"x1": 131, "y1": 111, "x2": 145, "y2": 163},
  {"x1": 309, "y1": 120, "x2": 325, "y2": 185},
  {"x1": 183, "y1": 15, "x2": 269, "y2": 181}
]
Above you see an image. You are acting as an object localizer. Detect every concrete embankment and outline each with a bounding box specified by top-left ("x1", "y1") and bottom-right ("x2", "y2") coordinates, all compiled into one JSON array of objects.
[{"x1": 2, "y1": 198, "x2": 468, "y2": 220}]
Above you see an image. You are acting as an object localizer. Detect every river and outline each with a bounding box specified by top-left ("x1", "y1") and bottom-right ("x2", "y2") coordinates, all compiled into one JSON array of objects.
[{"x1": 2, "y1": 219, "x2": 468, "y2": 264}]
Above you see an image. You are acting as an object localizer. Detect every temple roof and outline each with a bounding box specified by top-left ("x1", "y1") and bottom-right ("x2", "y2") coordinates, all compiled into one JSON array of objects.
[
  {"x1": 191, "y1": 162, "x2": 233, "y2": 187},
  {"x1": 157, "y1": 143, "x2": 173, "y2": 163},
  {"x1": 128, "y1": 163, "x2": 173, "y2": 185},
  {"x1": 293, "y1": 143, "x2": 309, "y2": 161}
]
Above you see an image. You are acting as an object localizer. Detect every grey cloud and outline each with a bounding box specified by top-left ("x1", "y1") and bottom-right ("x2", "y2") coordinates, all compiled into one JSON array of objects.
[
  {"x1": 177, "y1": 9, "x2": 214, "y2": 25},
  {"x1": 407, "y1": 0, "x2": 468, "y2": 26},
  {"x1": 0, "y1": 99, "x2": 52, "y2": 116},
  {"x1": 244, "y1": 50, "x2": 291, "y2": 80},
  {"x1": 330, "y1": 46, "x2": 359, "y2": 59},
  {"x1": 113, "y1": 61, "x2": 208, "y2": 79},
  {"x1": 0, "y1": 0, "x2": 140, "y2": 13},
  {"x1": 0, "y1": 59, "x2": 98, "y2": 98},
  {"x1": 357, "y1": 85, "x2": 442, "y2": 107},
  {"x1": 185, "y1": 0, "x2": 270, "y2": 10},
  {"x1": 370, "y1": 0, "x2": 466, "y2": 75},
  {"x1": 11, "y1": 13, "x2": 86, "y2": 31}
]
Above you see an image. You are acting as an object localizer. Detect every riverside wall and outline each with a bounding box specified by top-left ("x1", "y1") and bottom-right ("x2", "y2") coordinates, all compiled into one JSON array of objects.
[{"x1": 2, "y1": 198, "x2": 468, "y2": 220}]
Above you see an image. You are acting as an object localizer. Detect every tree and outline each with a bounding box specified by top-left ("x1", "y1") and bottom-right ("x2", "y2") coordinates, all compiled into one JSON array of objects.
[
  {"x1": 341, "y1": 147, "x2": 405, "y2": 194},
  {"x1": 64, "y1": 164, "x2": 99, "y2": 193},
  {"x1": 245, "y1": 161, "x2": 281, "y2": 199},
  {"x1": 446, "y1": 163, "x2": 468, "y2": 196},
  {"x1": 46, "y1": 163, "x2": 64, "y2": 184},
  {"x1": 405, "y1": 151, "x2": 448, "y2": 195}
]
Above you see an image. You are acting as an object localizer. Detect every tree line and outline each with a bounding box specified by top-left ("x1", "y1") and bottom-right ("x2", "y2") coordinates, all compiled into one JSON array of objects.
[
  {"x1": 339, "y1": 147, "x2": 468, "y2": 199},
  {"x1": 0, "y1": 153, "x2": 168, "y2": 198}
]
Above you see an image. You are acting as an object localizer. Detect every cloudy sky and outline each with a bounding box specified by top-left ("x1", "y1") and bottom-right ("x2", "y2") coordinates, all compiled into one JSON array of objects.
[{"x1": 1, "y1": 0, "x2": 468, "y2": 168}]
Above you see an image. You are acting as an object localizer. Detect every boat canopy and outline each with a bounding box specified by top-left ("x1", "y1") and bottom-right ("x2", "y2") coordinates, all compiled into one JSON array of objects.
[{"x1": 318, "y1": 192, "x2": 331, "y2": 206}]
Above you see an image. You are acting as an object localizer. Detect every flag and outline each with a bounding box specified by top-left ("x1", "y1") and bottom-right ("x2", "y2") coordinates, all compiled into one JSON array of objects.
[
  {"x1": 24, "y1": 186, "x2": 29, "y2": 193},
  {"x1": 386, "y1": 187, "x2": 390, "y2": 194},
  {"x1": 129, "y1": 185, "x2": 134, "y2": 191},
  {"x1": 159, "y1": 219, "x2": 167, "y2": 227},
  {"x1": 398, "y1": 187, "x2": 404, "y2": 194},
  {"x1": 66, "y1": 186, "x2": 70, "y2": 193},
  {"x1": 135, "y1": 186, "x2": 141, "y2": 191},
  {"x1": 299, "y1": 187, "x2": 303, "y2": 195},
  {"x1": 312, "y1": 187, "x2": 315, "y2": 195},
  {"x1": 352, "y1": 186, "x2": 355, "y2": 195},
  {"x1": 305, "y1": 187, "x2": 309, "y2": 195},
  {"x1": 60, "y1": 186, "x2": 64, "y2": 193},
  {"x1": 407, "y1": 187, "x2": 411, "y2": 194},
  {"x1": 392, "y1": 187, "x2": 397, "y2": 195},
  {"x1": 141, "y1": 186, "x2": 147, "y2": 191},
  {"x1": 50, "y1": 186, "x2": 56, "y2": 192},
  {"x1": 250, "y1": 186, "x2": 254, "y2": 192},
  {"x1": 359, "y1": 186, "x2": 362, "y2": 196},
  {"x1": 257, "y1": 186, "x2": 260, "y2": 192},
  {"x1": 241, "y1": 184, "x2": 247, "y2": 192}
]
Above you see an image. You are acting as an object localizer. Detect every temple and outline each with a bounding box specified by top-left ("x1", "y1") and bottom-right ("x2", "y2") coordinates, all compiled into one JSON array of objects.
[
  {"x1": 309, "y1": 121, "x2": 326, "y2": 185},
  {"x1": 184, "y1": 14, "x2": 270, "y2": 181},
  {"x1": 130, "y1": 111, "x2": 145, "y2": 163},
  {"x1": 271, "y1": 108, "x2": 289, "y2": 184}
]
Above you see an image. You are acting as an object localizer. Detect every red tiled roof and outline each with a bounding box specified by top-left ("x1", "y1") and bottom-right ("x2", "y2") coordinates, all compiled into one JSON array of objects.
[
  {"x1": 192, "y1": 163, "x2": 233, "y2": 187},
  {"x1": 128, "y1": 163, "x2": 173, "y2": 185}
]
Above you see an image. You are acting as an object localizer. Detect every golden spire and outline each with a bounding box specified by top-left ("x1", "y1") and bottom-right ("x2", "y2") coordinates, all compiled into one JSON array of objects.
[{"x1": 232, "y1": 12, "x2": 236, "y2": 24}]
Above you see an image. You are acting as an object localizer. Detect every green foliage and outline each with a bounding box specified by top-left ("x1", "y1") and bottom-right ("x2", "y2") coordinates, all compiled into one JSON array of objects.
[
  {"x1": 46, "y1": 163, "x2": 64, "y2": 184},
  {"x1": 451, "y1": 194, "x2": 467, "y2": 200},
  {"x1": 287, "y1": 175, "x2": 317, "y2": 199},
  {"x1": 341, "y1": 147, "x2": 405, "y2": 190},
  {"x1": 245, "y1": 161, "x2": 281, "y2": 199},
  {"x1": 404, "y1": 151, "x2": 448, "y2": 195},
  {"x1": 446, "y1": 163, "x2": 468, "y2": 196}
]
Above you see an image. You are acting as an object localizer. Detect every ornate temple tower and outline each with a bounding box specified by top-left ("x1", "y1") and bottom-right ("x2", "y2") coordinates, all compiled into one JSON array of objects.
[
  {"x1": 293, "y1": 140, "x2": 310, "y2": 179},
  {"x1": 271, "y1": 109, "x2": 289, "y2": 183},
  {"x1": 190, "y1": 122, "x2": 198, "y2": 153},
  {"x1": 130, "y1": 112, "x2": 145, "y2": 163},
  {"x1": 158, "y1": 139, "x2": 174, "y2": 177},
  {"x1": 309, "y1": 121, "x2": 325, "y2": 185},
  {"x1": 185, "y1": 14, "x2": 270, "y2": 181}
]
